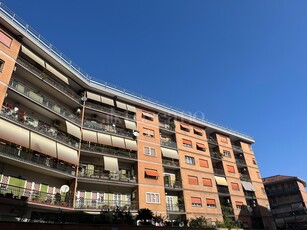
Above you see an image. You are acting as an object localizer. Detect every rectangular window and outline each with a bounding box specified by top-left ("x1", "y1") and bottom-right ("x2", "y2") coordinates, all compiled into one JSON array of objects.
[
  {"x1": 261, "y1": 187, "x2": 266, "y2": 195},
  {"x1": 223, "y1": 151, "x2": 231, "y2": 158},
  {"x1": 143, "y1": 128, "x2": 154, "y2": 138},
  {"x1": 193, "y1": 128, "x2": 203, "y2": 136},
  {"x1": 199, "y1": 159, "x2": 209, "y2": 168},
  {"x1": 180, "y1": 124, "x2": 190, "y2": 132},
  {"x1": 146, "y1": 192, "x2": 160, "y2": 204},
  {"x1": 188, "y1": 175, "x2": 198, "y2": 185},
  {"x1": 0, "y1": 30, "x2": 12, "y2": 48},
  {"x1": 231, "y1": 182, "x2": 240, "y2": 191},
  {"x1": 196, "y1": 143, "x2": 206, "y2": 151},
  {"x1": 185, "y1": 156, "x2": 195, "y2": 165},
  {"x1": 0, "y1": 59, "x2": 4, "y2": 72},
  {"x1": 202, "y1": 178, "x2": 212, "y2": 187},
  {"x1": 227, "y1": 165, "x2": 235, "y2": 173},
  {"x1": 191, "y1": 197, "x2": 202, "y2": 207},
  {"x1": 142, "y1": 111, "x2": 154, "y2": 121},
  {"x1": 182, "y1": 139, "x2": 192, "y2": 147},
  {"x1": 206, "y1": 199, "x2": 216, "y2": 208},
  {"x1": 144, "y1": 147, "x2": 156, "y2": 156},
  {"x1": 145, "y1": 169, "x2": 159, "y2": 179},
  {"x1": 235, "y1": 201, "x2": 243, "y2": 210},
  {"x1": 220, "y1": 136, "x2": 228, "y2": 143}
]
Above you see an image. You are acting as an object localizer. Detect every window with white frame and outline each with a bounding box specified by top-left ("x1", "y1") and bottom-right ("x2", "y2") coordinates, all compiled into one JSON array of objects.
[
  {"x1": 223, "y1": 151, "x2": 231, "y2": 158},
  {"x1": 185, "y1": 156, "x2": 195, "y2": 165},
  {"x1": 144, "y1": 147, "x2": 156, "y2": 156},
  {"x1": 146, "y1": 192, "x2": 160, "y2": 204}
]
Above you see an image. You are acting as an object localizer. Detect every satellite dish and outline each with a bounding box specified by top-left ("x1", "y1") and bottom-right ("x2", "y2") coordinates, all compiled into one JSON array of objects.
[
  {"x1": 60, "y1": 185, "x2": 70, "y2": 193},
  {"x1": 133, "y1": 131, "x2": 139, "y2": 137}
]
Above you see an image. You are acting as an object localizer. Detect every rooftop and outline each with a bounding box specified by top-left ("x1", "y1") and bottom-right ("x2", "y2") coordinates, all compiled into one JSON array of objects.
[{"x1": 263, "y1": 175, "x2": 306, "y2": 187}]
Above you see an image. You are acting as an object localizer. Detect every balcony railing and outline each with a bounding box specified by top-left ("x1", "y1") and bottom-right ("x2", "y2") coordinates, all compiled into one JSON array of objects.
[
  {"x1": 244, "y1": 191, "x2": 256, "y2": 199},
  {"x1": 207, "y1": 137, "x2": 218, "y2": 145},
  {"x1": 9, "y1": 79, "x2": 81, "y2": 125},
  {"x1": 161, "y1": 139, "x2": 177, "y2": 149},
  {"x1": 0, "y1": 142, "x2": 76, "y2": 175},
  {"x1": 16, "y1": 56, "x2": 81, "y2": 102},
  {"x1": 240, "y1": 174, "x2": 251, "y2": 182},
  {"x1": 0, "y1": 105, "x2": 79, "y2": 149},
  {"x1": 162, "y1": 158, "x2": 180, "y2": 167},
  {"x1": 266, "y1": 187, "x2": 299, "y2": 196},
  {"x1": 213, "y1": 168, "x2": 225, "y2": 176},
  {"x1": 78, "y1": 169, "x2": 137, "y2": 183},
  {"x1": 221, "y1": 205, "x2": 234, "y2": 216},
  {"x1": 85, "y1": 102, "x2": 135, "y2": 120},
  {"x1": 166, "y1": 204, "x2": 185, "y2": 212},
  {"x1": 235, "y1": 158, "x2": 247, "y2": 166},
  {"x1": 0, "y1": 183, "x2": 73, "y2": 208},
  {"x1": 75, "y1": 198, "x2": 138, "y2": 211},
  {"x1": 211, "y1": 152, "x2": 223, "y2": 160},
  {"x1": 81, "y1": 143, "x2": 137, "y2": 160},
  {"x1": 159, "y1": 122, "x2": 175, "y2": 131},
  {"x1": 83, "y1": 119, "x2": 134, "y2": 138},
  {"x1": 218, "y1": 187, "x2": 230, "y2": 195},
  {"x1": 164, "y1": 181, "x2": 182, "y2": 189},
  {"x1": 232, "y1": 145, "x2": 243, "y2": 153}
]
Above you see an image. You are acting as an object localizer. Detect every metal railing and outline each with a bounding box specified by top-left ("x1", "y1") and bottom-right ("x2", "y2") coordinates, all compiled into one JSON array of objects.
[
  {"x1": 235, "y1": 158, "x2": 247, "y2": 166},
  {"x1": 75, "y1": 198, "x2": 138, "y2": 211},
  {"x1": 213, "y1": 168, "x2": 225, "y2": 176},
  {"x1": 164, "y1": 181, "x2": 182, "y2": 189},
  {"x1": 0, "y1": 142, "x2": 76, "y2": 175},
  {"x1": 266, "y1": 187, "x2": 299, "y2": 196},
  {"x1": 240, "y1": 174, "x2": 251, "y2": 182},
  {"x1": 83, "y1": 119, "x2": 134, "y2": 138},
  {"x1": 210, "y1": 152, "x2": 223, "y2": 160},
  {"x1": 217, "y1": 186, "x2": 230, "y2": 195},
  {"x1": 166, "y1": 204, "x2": 185, "y2": 212},
  {"x1": 85, "y1": 101, "x2": 135, "y2": 120},
  {"x1": 0, "y1": 183, "x2": 73, "y2": 208},
  {"x1": 244, "y1": 191, "x2": 256, "y2": 199},
  {"x1": 159, "y1": 122, "x2": 175, "y2": 131},
  {"x1": 0, "y1": 105, "x2": 79, "y2": 149},
  {"x1": 81, "y1": 143, "x2": 137, "y2": 159},
  {"x1": 0, "y1": 2, "x2": 254, "y2": 141},
  {"x1": 207, "y1": 138, "x2": 218, "y2": 145},
  {"x1": 232, "y1": 145, "x2": 243, "y2": 152},
  {"x1": 160, "y1": 139, "x2": 177, "y2": 149},
  {"x1": 9, "y1": 79, "x2": 81, "y2": 125},
  {"x1": 78, "y1": 169, "x2": 137, "y2": 183},
  {"x1": 162, "y1": 158, "x2": 180, "y2": 167}
]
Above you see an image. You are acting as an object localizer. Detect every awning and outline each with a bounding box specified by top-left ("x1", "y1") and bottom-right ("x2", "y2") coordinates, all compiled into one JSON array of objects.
[
  {"x1": 161, "y1": 147, "x2": 179, "y2": 159},
  {"x1": 103, "y1": 156, "x2": 119, "y2": 171},
  {"x1": 100, "y1": 95, "x2": 114, "y2": 106},
  {"x1": 0, "y1": 119, "x2": 30, "y2": 148},
  {"x1": 180, "y1": 123, "x2": 190, "y2": 130},
  {"x1": 126, "y1": 104, "x2": 136, "y2": 113},
  {"x1": 97, "y1": 133, "x2": 112, "y2": 146},
  {"x1": 56, "y1": 143, "x2": 78, "y2": 165},
  {"x1": 111, "y1": 136, "x2": 125, "y2": 149},
  {"x1": 116, "y1": 101, "x2": 127, "y2": 110},
  {"x1": 241, "y1": 181, "x2": 255, "y2": 191},
  {"x1": 124, "y1": 120, "x2": 137, "y2": 130},
  {"x1": 188, "y1": 176, "x2": 198, "y2": 185},
  {"x1": 196, "y1": 143, "x2": 206, "y2": 149},
  {"x1": 30, "y1": 132, "x2": 57, "y2": 158},
  {"x1": 182, "y1": 139, "x2": 192, "y2": 145},
  {"x1": 124, "y1": 139, "x2": 138, "y2": 151},
  {"x1": 231, "y1": 182, "x2": 240, "y2": 190},
  {"x1": 227, "y1": 165, "x2": 235, "y2": 173},
  {"x1": 202, "y1": 178, "x2": 212, "y2": 186},
  {"x1": 199, "y1": 159, "x2": 209, "y2": 167},
  {"x1": 145, "y1": 169, "x2": 159, "y2": 177},
  {"x1": 206, "y1": 199, "x2": 216, "y2": 205},
  {"x1": 66, "y1": 121, "x2": 81, "y2": 139},
  {"x1": 46, "y1": 63, "x2": 69, "y2": 85},
  {"x1": 87, "y1": 91, "x2": 100, "y2": 102},
  {"x1": 21, "y1": 45, "x2": 45, "y2": 67},
  {"x1": 215, "y1": 176, "x2": 228, "y2": 186},
  {"x1": 142, "y1": 112, "x2": 154, "y2": 120},
  {"x1": 29, "y1": 91, "x2": 43, "y2": 104},
  {"x1": 235, "y1": 201, "x2": 244, "y2": 206},
  {"x1": 191, "y1": 197, "x2": 201, "y2": 204},
  {"x1": 193, "y1": 128, "x2": 203, "y2": 133},
  {"x1": 82, "y1": 130, "x2": 97, "y2": 143}
]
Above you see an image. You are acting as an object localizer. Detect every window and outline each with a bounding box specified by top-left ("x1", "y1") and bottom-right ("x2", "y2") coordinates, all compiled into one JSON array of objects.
[
  {"x1": 145, "y1": 169, "x2": 159, "y2": 179},
  {"x1": 144, "y1": 147, "x2": 156, "y2": 156},
  {"x1": 188, "y1": 175, "x2": 199, "y2": 185},
  {"x1": 231, "y1": 182, "x2": 240, "y2": 191},
  {"x1": 142, "y1": 112, "x2": 154, "y2": 121},
  {"x1": 185, "y1": 156, "x2": 195, "y2": 165},
  {"x1": 196, "y1": 143, "x2": 206, "y2": 151},
  {"x1": 199, "y1": 159, "x2": 209, "y2": 168},
  {"x1": 223, "y1": 151, "x2": 231, "y2": 158},
  {"x1": 235, "y1": 201, "x2": 243, "y2": 210},
  {"x1": 206, "y1": 199, "x2": 216, "y2": 208},
  {"x1": 227, "y1": 165, "x2": 235, "y2": 173},
  {"x1": 220, "y1": 136, "x2": 228, "y2": 143},
  {"x1": 146, "y1": 192, "x2": 160, "y2": 204},
  {"x1": 180, "y1": 124, "x2": 190, "y2": 132},
  {"x1": 252, "y1": 158, "x2": 257, "y2": 165},
  {"x1": 202, "y1": 178, "x2": 212, "y2": 187},
  {"x1": 0, "y1": 30, "x2": 12, "y2": 48},
  {"x1": 256, "y1": 171, "x2": 261, "y2": 179},
  {"x1": 143, "y1": 128, "x2": 154, "y2": 138},
  {"x1": 0, "y1": 59, "x2": 4, "y2": 72},
  {"x1": 182, "y1": 139, "x2": 192, "y2": 148},
  {"x1": 193, "y1": 128, "x2": 203, "y2": 136},
  {"x1": 261, "y1": 187, "x2": 266, "y2": 195},
  {"x1": 191, "y1": 197, "x2": 202, "y2": 207}
]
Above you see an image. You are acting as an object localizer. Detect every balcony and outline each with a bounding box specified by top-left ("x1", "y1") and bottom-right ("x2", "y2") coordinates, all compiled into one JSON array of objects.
[
  {"x1": 162, "y1": 158, "x2": 180, "y2": 167},
  {"x1": 266, "y1": 187, "x2": 300, "y2": 196},
  {"x1": 164, "y1": 181, "x2": 182, "y2": 190},
  {"x1": 240, "y1": 174, "x2": 251, "y2": 182},
  {"x1": 83, "y1": 119, "x2": 134, "y2": 138},
  {"x1": 0, "y1": 142, "x2": 76, "y2": 175},
  {"x1": 207, "y1": 137, "x2": 218, "y2": 145},
  {"x1": 159, "y1": 122, "x2": 175, "y2": 132},
  {"x1": 9, "y1": 79, "x2": 81, "y2": 125},
  {"x1": 166, "y1": 204, "x2": 185, "y2": 213},
  {"x1": 86, "y1": 101, "x2": 135, "y2": 120},
  {"x1": 0, "y1": 183, "x2": 73, "y2": 208},
  {"x1": 211, "y1": 152, "x2": 223, "y2": 160},
  {"x1": 16, "y1": 56, "x2": 81, "y2": 102},
  {"x1": 235, "y1": 158, "x2": 247, "y2": 166},
  {"x1": 217, "y1": 186, "x2": 230, "y2": 195},
  {"x1": 78, "y1": 170, "x2": 137, "y2": 184},
  {"x1": 221, "y1": 205, "x2": 235, "y2": 216},
  {"x1": 244, "y1": 191, "x2": 256, "y2": 199},
  {"x1": 232, "y1": 145, "x2": 243, "y2": 153},
  {"x1": 75, "y1": 198, "x2": 138, "y2": 211},
  {"x1": 160, "y1": 139, "x2": 177, "y2": 149},
  {"x1": 81, "y1": 143, "x2": 137, "y2": 160},
  {"x1": 0, "y1": 105, "x2": 79, "y2": 149},
  {"x1": 213, "y1": 168, "x2": 225, "y2": 176}
]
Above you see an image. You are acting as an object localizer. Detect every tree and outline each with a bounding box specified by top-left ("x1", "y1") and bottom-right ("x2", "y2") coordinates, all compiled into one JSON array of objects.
[
  {"x1": 136, "y1": 208, "x2": 154, "y2": 225},
  {"x1": 189, "y1": 216, "x2": 207, "y2": 228}
]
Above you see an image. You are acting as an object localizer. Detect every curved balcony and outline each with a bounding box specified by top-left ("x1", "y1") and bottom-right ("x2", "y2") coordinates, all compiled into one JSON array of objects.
[{"x1": 9, "y1": 79, "x2": 81, "y2": 125}]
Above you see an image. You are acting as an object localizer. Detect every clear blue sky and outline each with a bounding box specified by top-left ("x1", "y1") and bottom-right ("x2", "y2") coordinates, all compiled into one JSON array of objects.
[{"x1": 3, "y1": 1, "x2": 307, "y2": 180}]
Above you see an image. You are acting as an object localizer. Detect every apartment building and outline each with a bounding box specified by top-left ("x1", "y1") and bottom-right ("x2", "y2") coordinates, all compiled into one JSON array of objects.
[
  {"x1": 0, "y1": 3, "x2": 272, "y2": 228},
  {"x1": 263, "y1": 175, "x2": 307, "y2": 229}
]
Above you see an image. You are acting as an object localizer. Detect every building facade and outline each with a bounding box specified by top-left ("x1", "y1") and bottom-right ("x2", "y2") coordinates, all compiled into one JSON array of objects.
[
  {"x1": 0, "y1": 3, "x2": 272, "y2": 229},
  {"x1": 263, "y1": 175, "x2": 307, "y2": 229}
]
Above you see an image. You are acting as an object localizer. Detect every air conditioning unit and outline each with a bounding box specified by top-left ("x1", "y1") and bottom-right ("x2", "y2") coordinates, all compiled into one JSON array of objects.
[{"x1": 53, "y1": 120, "x2": 61, "y2": 127}]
